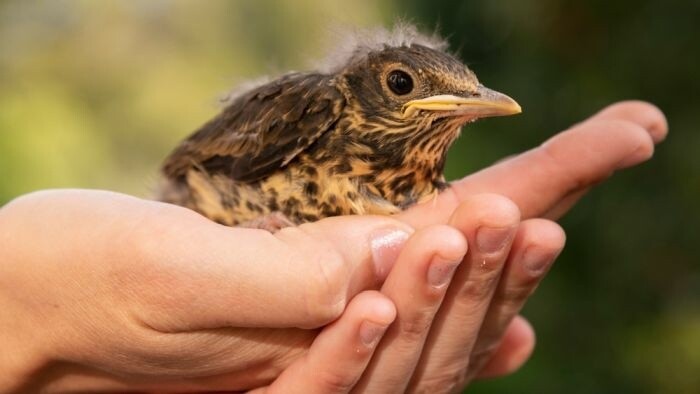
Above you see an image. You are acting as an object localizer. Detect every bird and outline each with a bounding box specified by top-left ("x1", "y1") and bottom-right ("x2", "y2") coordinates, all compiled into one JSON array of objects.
[{"x1": 157, "y1": 25, "x2": 522, "y2": 231}]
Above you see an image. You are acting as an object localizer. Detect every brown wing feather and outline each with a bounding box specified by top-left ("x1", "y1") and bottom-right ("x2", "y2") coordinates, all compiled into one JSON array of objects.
[{"x1": 162, "y1": 73, "x2": 345, "y2": 183}]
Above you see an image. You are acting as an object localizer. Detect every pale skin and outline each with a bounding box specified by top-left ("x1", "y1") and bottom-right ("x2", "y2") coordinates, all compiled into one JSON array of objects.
[{"x1": 0, "y1": 101, "x2": 667, "y2": 392}]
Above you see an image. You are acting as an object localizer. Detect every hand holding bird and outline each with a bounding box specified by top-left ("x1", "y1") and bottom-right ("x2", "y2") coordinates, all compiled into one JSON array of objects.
[{"x1": 0, "y1": 100, "x2": 665, "y2": 392}]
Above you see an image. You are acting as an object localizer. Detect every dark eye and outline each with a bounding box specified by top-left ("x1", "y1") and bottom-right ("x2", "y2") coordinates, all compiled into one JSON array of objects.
[{"x1": 386, "y1": 70, "x2": 414, "y2": 95}]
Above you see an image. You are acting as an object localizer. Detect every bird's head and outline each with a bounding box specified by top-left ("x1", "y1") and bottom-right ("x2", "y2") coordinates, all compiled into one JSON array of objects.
[
  {"x1": 328, "y1": 27, "x2": 521, "y2": 181},
  {"x1": 341, "y1": 44, "x2": 521, "y2": 124}
]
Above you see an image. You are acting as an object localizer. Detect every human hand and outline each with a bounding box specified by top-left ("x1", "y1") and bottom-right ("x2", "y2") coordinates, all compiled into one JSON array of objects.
[
  {"x1": 253, "y1": 193, "x2": 559, "y2": 393},
  {"x1": 0, "y1": 99, "x2": 667, "y2": 392},
  {"x1": 0, "y1": 189, "x2": 416, "y2": 392},
  {"x1": 251, "y1": 224, "x2": 469, "y2": 394},
  {"x1": 257, "y1": 192, "x2": 560, "y2": 393},
  {"x1": 0, "y1": 188, "x2": 538, "y2": 393},
  {"x1": 352, "y1": 101, "x2": 668, "y2": 392},
  {"x1": 183, "y1": 101, "x2": 668, "y2": 393}
]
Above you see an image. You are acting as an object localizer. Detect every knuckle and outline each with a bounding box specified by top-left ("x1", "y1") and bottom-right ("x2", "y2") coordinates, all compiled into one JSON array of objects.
[
  {"x1": 292, "y1": 229, "x2": 349, "y2": 326},
  {"x1": 318, "y1": 369, "x2": 358, "y2": 393},
  {"x1": 537, "y1": 142, "x2": 585, "y2": 193},
  {"x1": 400, "y1": 309, "x2": 435, "y2": 341},
  {"x1": 413, "y1": 368, "x2": 467, "y2": 394},
  {"x1": 458, "y1": 273, "x2": 500, "y2": 301},
  {"x1": 114, "y1": 202, "x2": 182, "y2": 258},
  {"x1": 471, "y1": 341, "x2": 502, "y2": 361},
  {"x1": 495, "y1": 286, "x2": 531, "y2": 307}
]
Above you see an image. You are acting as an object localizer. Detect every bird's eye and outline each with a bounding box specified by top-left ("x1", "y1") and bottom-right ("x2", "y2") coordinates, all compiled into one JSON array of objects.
[{"x1": 386, "y1": 70, "x2": 414, "y2": 95}]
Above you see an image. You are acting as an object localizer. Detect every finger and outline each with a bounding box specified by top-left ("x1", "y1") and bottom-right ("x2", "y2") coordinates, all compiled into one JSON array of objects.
[
  {"x1": 465, "y1": 219, "x2": 565, "y2": 381},
  {"x1": 541, "y1": 187, "x2": 589, "y2": 220},
  {"x1": 121, "y1": 201, "x2": 413, "y2": 331},
  {"x1": 449, "y1": 117, "x2": 654, "y2": 220},
  {"x1": 252, "y1": 291, "x2": 396, "y2": 394},
  {"x1": 475, "y1": 315, "x2": 536, "y2": 379},
  {"x1": 587, "y1": 100, "x2": 668, "y2": 143},
  {"x1": 399, "y1": 100, "x2": 667, "y2": 227},
  {"x1": 355, "y1": 225, "x2": 468, "y2": 393},
  {"x1": 410, "y1": 195, "x2": 520, "y2": 393}
]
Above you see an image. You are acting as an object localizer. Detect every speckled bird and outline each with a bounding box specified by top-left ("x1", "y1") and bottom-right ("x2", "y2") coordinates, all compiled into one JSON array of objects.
[{"x1": 158, "y1": 25, "x2": 521, "y2": 230}]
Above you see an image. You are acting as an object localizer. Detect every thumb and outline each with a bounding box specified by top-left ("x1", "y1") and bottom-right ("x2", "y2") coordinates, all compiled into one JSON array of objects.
[{"x1": 128, "y1": 205, "x2": 413, "y2": 332}]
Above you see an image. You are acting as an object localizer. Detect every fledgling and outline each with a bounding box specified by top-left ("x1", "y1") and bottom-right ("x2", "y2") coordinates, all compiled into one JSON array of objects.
[{"x1": 157, "y1": 25, "x2": 521, "y2": 230}]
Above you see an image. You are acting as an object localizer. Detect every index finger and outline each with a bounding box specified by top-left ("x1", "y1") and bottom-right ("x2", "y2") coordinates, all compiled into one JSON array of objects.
[{"x1": 399, "y1": 100, "x2": 667, "y2": 227}]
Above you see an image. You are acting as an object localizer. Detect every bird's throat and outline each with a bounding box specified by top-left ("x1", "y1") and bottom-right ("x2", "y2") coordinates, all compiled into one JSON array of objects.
[{"x1": 350, "y1": 124, "x2": 460, "y2": 209}]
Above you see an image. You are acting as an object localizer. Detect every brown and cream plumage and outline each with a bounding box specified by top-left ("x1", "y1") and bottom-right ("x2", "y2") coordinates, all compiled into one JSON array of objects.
[{"x1": 158, "y1": 26, "x2": 521, "y2": 229}]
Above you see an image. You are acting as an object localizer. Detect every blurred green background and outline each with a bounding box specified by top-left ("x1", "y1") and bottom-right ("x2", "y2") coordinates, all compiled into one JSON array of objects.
[{"x1": 0, "y1": 1, "x2": 697, "y2": 392}]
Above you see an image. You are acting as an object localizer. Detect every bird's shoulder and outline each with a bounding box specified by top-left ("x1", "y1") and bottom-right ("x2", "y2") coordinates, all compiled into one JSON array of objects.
[{"x1": 162, "y1": 72, "x2": 346, "y2": 183}]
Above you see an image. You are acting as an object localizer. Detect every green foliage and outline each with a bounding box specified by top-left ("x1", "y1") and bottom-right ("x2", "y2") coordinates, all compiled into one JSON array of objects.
[{"x1": 0, "y1": 1, "x2": 697, "y2": 392}]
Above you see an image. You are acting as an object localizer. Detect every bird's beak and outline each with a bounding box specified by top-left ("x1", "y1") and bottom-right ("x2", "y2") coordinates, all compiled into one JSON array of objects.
[{"x1": 402, "y1": 85, "x2": 522, "y2": 118}]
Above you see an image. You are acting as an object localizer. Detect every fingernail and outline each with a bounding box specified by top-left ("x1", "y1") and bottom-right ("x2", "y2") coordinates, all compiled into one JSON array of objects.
[
  {"x1": 371, "y1": 229, "x2": 411, "y2": 278},
  {"x1": 522, "y1": 247, "x2": 555, "y2": 274},
  {"x1": 476, "y1": 226, "x2": 514, "y2": 254},
  {"x1": 427, "y1": 256, "x2": 461, "y2": 288},
  {"x1": 359, "y1": 321, "x2": 388, "y2": 347}
]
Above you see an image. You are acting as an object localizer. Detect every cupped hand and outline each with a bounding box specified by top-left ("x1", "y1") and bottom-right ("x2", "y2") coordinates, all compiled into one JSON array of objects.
[
  {"x1": 379, "y1": 100, "x2": 668, "y2": 391},
  {"x1": 0, "y1": 189, "x2": 534, "y2": 393},
  {"x1": 243, "y1": 102, "x2": 667, "y2": 394},
  {"x1": 0, "y1": 189, "x2": 415, "y2": 392}
]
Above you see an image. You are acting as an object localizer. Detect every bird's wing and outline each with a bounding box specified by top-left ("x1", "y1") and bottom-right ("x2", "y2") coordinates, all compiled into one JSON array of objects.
[{"x1": 162, "y1": 73, "x2": 345, "y2": 183}]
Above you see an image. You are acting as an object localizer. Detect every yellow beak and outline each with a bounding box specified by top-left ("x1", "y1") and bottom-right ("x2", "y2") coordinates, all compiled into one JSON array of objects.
[{"x1": 402, "y1": 85, "x2": 522, "y2": 118}]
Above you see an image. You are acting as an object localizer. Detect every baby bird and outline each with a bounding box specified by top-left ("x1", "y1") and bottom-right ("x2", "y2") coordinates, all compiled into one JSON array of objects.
[{"x1": 158, "y1": 26, "x2": 521, "y2": 230}]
